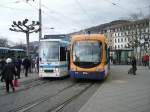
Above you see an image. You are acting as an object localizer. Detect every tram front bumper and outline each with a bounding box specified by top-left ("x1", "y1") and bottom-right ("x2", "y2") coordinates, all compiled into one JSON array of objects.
[{"x1": 70, "y1": 71, "x2": 105, "y2": 80}]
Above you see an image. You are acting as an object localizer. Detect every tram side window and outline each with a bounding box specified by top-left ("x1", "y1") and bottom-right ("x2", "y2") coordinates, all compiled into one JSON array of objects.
[{"x1": 60, "y1": 47, "x2": 66, "y2": 61}]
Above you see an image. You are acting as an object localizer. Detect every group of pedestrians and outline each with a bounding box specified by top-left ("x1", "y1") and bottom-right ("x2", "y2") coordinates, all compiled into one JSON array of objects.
[{"x1": 0, "y1": 56, "x2": 31, "y2": 93}]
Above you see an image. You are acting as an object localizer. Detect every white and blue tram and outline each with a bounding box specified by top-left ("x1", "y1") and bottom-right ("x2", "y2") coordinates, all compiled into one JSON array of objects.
[{"x1": 39, "y1": 35, "x2": 70, "y2": 78}]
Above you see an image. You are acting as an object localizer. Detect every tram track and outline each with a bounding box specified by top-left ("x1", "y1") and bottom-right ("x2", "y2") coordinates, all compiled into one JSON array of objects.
[
  {"x1": 8, "y1": 82, "x2": 95, "y2": 112},
  {"x1": 8, "y1": 82, "x2": 77, "y2": 112},
  {"x1": 48, "y1": 83, "x2": 94, "y2": 112},
  {"x1": 0, "y1": 78, "x2": 50, "y2": 97}
]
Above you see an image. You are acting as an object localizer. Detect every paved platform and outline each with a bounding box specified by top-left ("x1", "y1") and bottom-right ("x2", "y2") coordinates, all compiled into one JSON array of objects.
[{"x1": 79, "y1": 65, "x2": 150, "y2": 112}]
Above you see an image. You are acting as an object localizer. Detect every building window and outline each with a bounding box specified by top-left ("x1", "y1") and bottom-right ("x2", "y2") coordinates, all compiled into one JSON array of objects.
[
  {"x1": 115, "y1": 38, "x2": 117, "y2": 43},
  {"x1": 121, "y1": 38, "x2": 123, "y2": 42},
  {"x1": 118, "y1": 38, "x2": 120, "y2": 43},
  {"x1": 116, "y1": 33, "x2": 118, "y2": 36}
]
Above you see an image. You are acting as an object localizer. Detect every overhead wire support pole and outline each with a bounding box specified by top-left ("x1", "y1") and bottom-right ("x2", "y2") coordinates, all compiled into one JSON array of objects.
[
  {"x1": 25, "y1": 0, "x2": 42, "y2": 43},
  {"x1": 39, "y1": 0, "x2": 42, "y2": 42},
  {"x1": 148, "y1": 5, "x2": 150, "y2": 69}
]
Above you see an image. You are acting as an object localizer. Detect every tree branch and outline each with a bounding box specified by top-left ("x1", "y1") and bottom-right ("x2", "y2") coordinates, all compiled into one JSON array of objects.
[
  {"x1": 29, "y1": 28, "x2": 39, "y2": 34},
  {"x1": 16, "y1": 24, "x2": 27, "y2": 32}
]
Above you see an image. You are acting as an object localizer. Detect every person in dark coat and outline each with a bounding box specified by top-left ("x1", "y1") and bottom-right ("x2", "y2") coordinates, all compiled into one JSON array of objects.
[
  {"x1": 22, "y1": 57, "x2": 31, "y2": 77},
  {"x1": 1, "y1": 58, "x2": 16, "y2": 93},
  {"x1": 131, "y1": 56, "x2": 137, "y2": 75},
  {"x1": 15, "y1": 56, "x2": 22, "y2": 79},
  {"x1": 35, "y1": 56, "x2": 39, "y2": 73}
]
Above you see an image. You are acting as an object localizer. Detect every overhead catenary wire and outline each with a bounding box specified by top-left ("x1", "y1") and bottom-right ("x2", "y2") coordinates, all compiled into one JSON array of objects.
[
  {"x1": 1, "y1": 0, "x2": 149, "y2": 34},
  {"x1": 105, "y1": 0, "x2": 149, "y2": 17},
  {"x1": 23, "y1": 0, "x2": 78, "y2": 25},
  {"x1": 42, "y1": 4, "x2": 80, "y2": 26},
  {"x1": 0, "y1": 3, "x2": 34, "y2": 11},
  {"x1": 105, "y1": 0, "x2": 134, "y2": 14},
  {"x1": 74, "y1": 0, "x2": 95, "y2": 26},
  {"x1": 0, "y1": 0, "x2": 20, "y2": 5},
  {"x1": 24, "y1": 1, "x2": 79, "y2": 34},
  {"x1": 25, "y1": 2, "x2": 72, "y2": 25},
  {"x1": 24, "y1": 1, "x2": 85, "y2": 33},
  {"x1": 0, "y1": 0, "x2": 38, "y2": 11}
]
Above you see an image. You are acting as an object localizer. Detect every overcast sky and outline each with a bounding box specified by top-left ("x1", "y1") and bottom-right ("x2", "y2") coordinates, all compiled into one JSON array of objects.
[{"x1": 0, "y1": 0, "x2": 149, "y2": 44}]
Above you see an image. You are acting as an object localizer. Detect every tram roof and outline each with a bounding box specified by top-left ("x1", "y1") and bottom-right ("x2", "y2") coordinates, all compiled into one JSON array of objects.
[
  {"x1": 10, "y1": 49, "x2": 25, "y2": 52},
  {"x1": 71, "y1": 34, "x2": 106, "y2": 41},
  {"x1": 0, "y1": 47, "x2": 10, "y2": 50},
  {"x1": 40, "y1": 39, "x2": 62, "y2": 41},
  {"x1": 43, "y1": 34, "x2": 68, "y2": 39}
]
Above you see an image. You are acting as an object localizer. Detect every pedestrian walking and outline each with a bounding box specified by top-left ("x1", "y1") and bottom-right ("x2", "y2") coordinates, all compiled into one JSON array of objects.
[
  {"x1": 15, "y1": 56, "x2": 22, "y2": 79},
  {"x1": 110, "y1": 55, "x2": 113, "y2": 64},
  {"x1": 143, "y1": 54, "x2": 149, "y2": 66},
  {"x1": 145, "y1": 54, "x2": 149, "y2": 66},
  {"x1": 1, "y1": 58, "x2": 16, "y2": 93},
  {"x1": 22, "y1": 57, "x2": 31, "y2": 77},
  {"x1": 131, "y1": 56, "x2": 137, "y2": 75},
  {"x1": 35, "y1": 56, "x2": 39, "y2": 73}
]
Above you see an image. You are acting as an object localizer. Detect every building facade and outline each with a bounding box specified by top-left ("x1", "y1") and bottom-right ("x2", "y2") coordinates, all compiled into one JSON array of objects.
[{"x1": 72, "y1": 18, "x2": 150, "y2": 64}]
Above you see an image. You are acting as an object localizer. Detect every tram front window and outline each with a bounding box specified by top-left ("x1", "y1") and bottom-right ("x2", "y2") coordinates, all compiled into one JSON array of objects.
[
  {"x1": 73, "y1": 41, "x2": 102, "y2": 68},
  {"x1": 39, "y1": 41, "x2": 59, "y2": 62}
]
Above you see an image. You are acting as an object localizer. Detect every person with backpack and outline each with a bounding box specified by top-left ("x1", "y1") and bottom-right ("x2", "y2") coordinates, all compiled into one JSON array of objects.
[
  {"x1": 22, "y1": 56, "x2": 31, "y2": 77},
  {"x1": 15, "y1": 56, "x2": 22, "y2": 79}
]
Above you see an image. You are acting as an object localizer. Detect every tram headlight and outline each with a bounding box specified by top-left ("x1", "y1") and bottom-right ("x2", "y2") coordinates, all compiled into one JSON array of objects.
[
  {"x1": 40, "y1": 68, "x2": 44, "y2": 71},
  {"x1": 71, "y1": 67, "x2": 75, "y2": 71},
  {"x1": 96, "y1": 67, "x2": 104, "y2": 72},
  {"x1": 55, "y1": 66, "x2": 59, "y2": 72}
]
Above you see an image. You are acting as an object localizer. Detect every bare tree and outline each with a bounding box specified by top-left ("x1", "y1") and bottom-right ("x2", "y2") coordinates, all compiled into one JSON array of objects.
[
  {"x1": 129, "y1": 11, "x2": 144, "y2": 21},
  {"x1": 9, "y1": 19, "x2": 40, "y2": 57},
  {"x1": 127, "y1": 12, "x2": 145, "y2": 65}
]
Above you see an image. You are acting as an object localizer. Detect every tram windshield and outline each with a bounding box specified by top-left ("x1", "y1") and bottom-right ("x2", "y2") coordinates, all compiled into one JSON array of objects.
[
  {"x1": 73, "y1": 40, "x2": 102, "y2": 68},
  {"x1": 39, "y1": 41, "x2": 59, "y2": 62}
]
